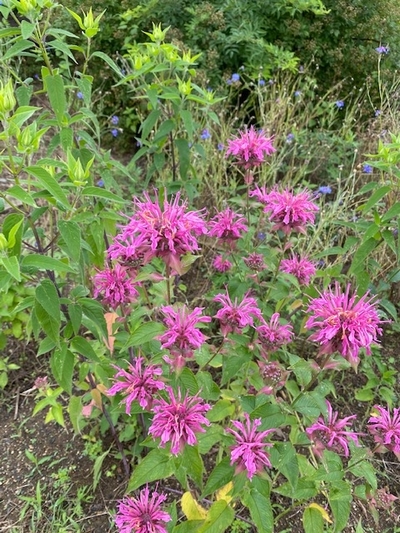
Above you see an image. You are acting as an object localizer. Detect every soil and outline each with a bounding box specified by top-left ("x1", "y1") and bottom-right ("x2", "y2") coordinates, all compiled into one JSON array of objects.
[{"x1": 1, "y1": 333, "x2": 400, "y2": 533}]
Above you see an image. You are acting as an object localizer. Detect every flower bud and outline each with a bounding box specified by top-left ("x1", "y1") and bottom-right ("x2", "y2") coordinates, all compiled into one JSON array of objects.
[{"x1": 0, "y1": 80, "x2": 16, "y2": 116}]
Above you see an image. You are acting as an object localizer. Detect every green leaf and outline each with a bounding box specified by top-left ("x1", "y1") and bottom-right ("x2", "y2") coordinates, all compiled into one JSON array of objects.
[
  {"x1": 58, "y1": 220, "x2": 81, "y2": 262},
  {"x1": 140, "y1": 109, "x2": 161, "y2": 140},
  {"x1": 68, "y1": 303, "x2": 82, "y2": 335},
  {"x1": 70, "y1": 336, "x2": 100, "y2": 362},
  {"x1": 50, "y1": 345, "x2": 75, "y2": 394},
  {"x1": 173, "y1": 521, "x2": 202, "y2": 533},
  {"x1": 26, "y1": 166, "x2": 71, "y2": 209},
  {"x1": 242, "y1": 488, "x2": 273, "y2": 533},
  {"x1": 382, "y1": 202, "x2": 400, "y2": 223},
  {"x1": 180, "y1": 110, "x2": 194, "y2": 139},
  {"x1": 37, "y1": 337, "x2": 57, "y2": 355},
  {"x1": 348, "y1": 238, "x2": 379, "y2": 275},
  {"x1": 21, "y1": 20, "x2": 35, "y2": 39},
  {"x1": 3, "y1": 39, "x2": 34, "y2": 60},
  {"x1": 68, "y1": 395, "x2": 83, "y2": 434},
  {"x1": 3, "y1": 213, "x2": 24, "y2": 255},
  {"x1": 11, "y1": 105, "x2": 40, "y2": 127},
  {"x1": 60, "y1": 127, "x2": 74, "y2": 151},
  {"x1": 202, "y1": 458, "x2": 234, "y2": 498},
  {"x1": 124, "y1": 322, "x2": 164, "y2": 348},
  {"x1": 127, "y1": 448, "x2": 175, "y2": 492},
  {"x1": 303, "y1": 506, "x2": 325, "y2": 533},
  {"x1": 207, "y1": 400, "x2": 235, "y2": 422},
  {"x1": 35, "y1": 279, "x2": 60, "y2": 327},
  {"x1": 251, "y1": 403, "x2": 286, "y2": 429},
  {"x1": 177, "y1": 367, "x2": 199, "y2": 396},
  {"x1": 81, "y1": 186, "x2": 125, "y2": 203},
  {"x1": 79, "y1": 298, "x2": 107, "y2": 337},
  {"x1": 44, "y1": 74, "x2": 67, "y2": 125},
  {"x1": 22, "y1": 254, "x2": 74, "y2": 273},
  {"x1": 153, "y1": 119, "x2": 175, "y2": 142},
  {"x1": 6, "y1": 185, "x2": 37, "y2": 207},
  {"x1": 93, "y1": 449, "x2": 110, "y2": 490},
  {"x1": 197, "y1": 500, "x2": 235, "y2": 533},
  {"x1": 90, "y1": 51, "x2": 124, "y2": 77},
  {"x1": 0, "y1": 256, "x2": 21, "y2": 281},
  {"x1": 176, "y1": 138, "x2": 191, "y2": 180},
  {"x1": 360, "y1": 185, "x2": 391, "y2": 213},
  {"x1": 181, "y1": 445, "x2": 204, "y2": 488},
  {"x1": 48, "y1": 39, "x2": 77, "y2": 63},
  {"x1": 271, "y1": 442, "x2": 299, "y2": 489},
  {"x1": 328, "y1": 481, "x2": 352, "y2": 533}
]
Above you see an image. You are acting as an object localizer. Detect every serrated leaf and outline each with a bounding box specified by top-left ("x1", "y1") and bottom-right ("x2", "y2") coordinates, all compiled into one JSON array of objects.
[
  {"x1": 181, "y1": 492, "x2": 208, "y2": 520},
  {"x1": 50, "y1": 345, "x2": 74, "y2": 394},
  {"x1": 22, "y1": 254, "x2": 74, "y2": 273},
  {"x1": 68, "y1": 395, "x2": 83, "y2": 434},
  {"x1": 360, "y1": 185, "x2": 391, "y2": 213},
  {"x1": 127, "y1": 448, "x2": 175, "y2": 492},
  {"x1": 6, "y1": 185, "x2": 37, "y2": 207},
  {"x1": 70, "y1": 336, "x2": 100, "y2": 362},
  {"x1": 124, "y1": 321, "x2": 164, "y2": 348},
  {"x1": 140, "y1": 109, "x2": 161, "y2": 140},
  {"x1": 26, "y1": 166, "x2": 71, "y2": 209},
  {"x1": 207, "y1": 400, "x2": 234, "y2": 422},
  {"x1": 303, "y1": 506, "x2": 324, "y2": 533},
  {"x1": 242, "y1": 488, "x2": 273, "y2": 533},
  {"x1": 202, "y1": 458, "x2": 234, "y2": 498},
  {"x1": 81, "y1": 186, "x2": 125, "y2": 203},
  {"x1": 328, "y1": 481, "x2": 351, "y2": 533},
  {"x1": 216, "y1": 482, "x2": 233, "y2": 503},
  {"x1": 3, "y1": 39, "x2": 34, "y2": 60},
  {"x1": 44, "y1": 74, "x2": 67, "y2": 125},
  {"x1": 196, "y1": 500, "x2": 235, "y2": 533},
  {"x1": 1, "y1": 256, "x2": 21, "y2": 281},
  {"x1": 177, "y1": 367, "x2": 199, "y2": 396},
  {"x1": 58, "y1": 220, "x2": 81, "y2": 262}
]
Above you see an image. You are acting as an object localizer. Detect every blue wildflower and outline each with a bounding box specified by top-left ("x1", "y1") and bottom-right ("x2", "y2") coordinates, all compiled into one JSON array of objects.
[
  {"x1": 111, "y1": 129, "x2": 119, "y2": 138},
  {"x1": 76, "y1": 91, "x2": 84, "y2": 99},
  {"x1": 231, "y1": 73, "x2": 240, "y2": 82},
  {"x1": 201, "y1": 129, "x2": 211, "y2": 140},
  {"x1": 318, "y1": 186, "x2": 332, "y2": 195},
  {"x1": 294, "y1": 90, "x2": 302, "y2": 97},
  {"x1": 375, "y1": 109, "x2": 381, "y2": 117},
  {"x1": 258, "y1": 79, "x2": 266, "y2": 86},
  {"x1": 97, "y1": 179, "x2": 105, "y2": 187},
  {"x1": 257, "y1": 232, "x2": 266, "y2": 241},
  {"x1": 335, "y1": 100, "x2": 345, "y2": 109},
  {"x1": 375, "y1": 45, "x2": 389, "y2": 54},
  {"x1": 111, "y1": 115, "x2": 119, "y2": 125},
  {"x1": 363, "y1": 164, "x2": 373, "y2": 174},
  {"x1": 217, "y1": 143, "x2": 224, "y2": 151},
  {"x1": 286, "y1": 133, "x2": 295, "y2": 143}
]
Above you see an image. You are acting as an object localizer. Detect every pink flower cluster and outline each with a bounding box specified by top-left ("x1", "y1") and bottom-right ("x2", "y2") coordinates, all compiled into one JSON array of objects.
[
  {"x1": 107, "y1": 357, "x2": 164, "y2": 413},
  {"x1": 208, "y1": 207, "x2": 248, "y2": 246},
  {"x1": 367, "y1": 405, "x2": 400, "y2": 455},
  {"x1": 149, "y1": 387, "x2": 211, "y2": 455},
  {"x1": 227, "y1": 413, "x2": 274, "y2": 479},
  {"x1": 93, "y1": 263, "x2": 139, "y2": 310},
  {"x1": 115, "y1": 486, "x2": 171, "y2": 533},
  {"x1": 214, "y1": 290, "x2": 263, "y2": 336},
  {"x1": 306, "y1": 400, "x2": 361, "y2": 458},
  {"x1": 158, "y1": 305, "x2": 211, "y2": 369},
  {"x1": 306, "y1": 284, "x2": 384, "y2": 369},
  {"x1": 280, "y1": 254, "x2": 316, "y2": 286},
  {"x1": 108, "y1": 191, "x2": 207, "y2": 274},
  {"x1": 250, "y1": 186, "x2": 319, "y2": 234},
  {"x1": 226, "y1": 126, "x2": 275, "y2": 168},
  {"x1": 255, "y1": 313, "x2": 294, "y2": 354}
]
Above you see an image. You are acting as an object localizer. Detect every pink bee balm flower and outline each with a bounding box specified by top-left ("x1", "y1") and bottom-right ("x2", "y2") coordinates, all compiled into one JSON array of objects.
[
  {"x1": 149, "y1": 387, "x2": 211, "y2": 455},
  {"x1": 258, "y1": 360, "x2": 290, "y2": 395},
  {"x1": 280, "y1": 254, "x2": 316, "y2": 285},
  {"x1": 306, "y1": 400, "x2": 360, "y2": 458},
  {"x1": 214, "y1": 290, "x2": 263, "y2": 336},
  {"x1": 115, "y1": 486, "x2": 171, "y2": 533},
  {"x1": 213, "y1": 255, "x2": 232, "y2": 272},
  {"x1": 367, "y1": 405, "x2": 400, "y2": 455},
  {"x1": 227, "y1": 413, "x2": 274, "y2": 479},
  {"x1": 158, "y1": 305, "x2": 211, "y2": 369},
  {"x1": 244, "y1": 252, "x2": 266, "y2": 271},
  {"x1": 255, "y1": 313, "x2": 294, "y2": 354},
  {"x1": 305, "y1": 284, "x2": 384, "y2": 369},
  {"x1": 226, "y1": 126, "x2": 275, "y2": 168},
  {"x1": 107, "y1": 357, "x2": 165, "y2": 413},
  {"x1": 208, "y1": 208, "x2": 248, "y2": 245},
  {"x1": 93, "y1": 263, "x2": 139, "y2": 310},
  {"x1": 108, "y1": 191, "x2": 207, "y2": 274},
  {"x1": 256, "y1": 187, "x2": 319, "y2": 234},
  {"x1": 249, "y1": 184, "x2": 269, "y2": 204}
]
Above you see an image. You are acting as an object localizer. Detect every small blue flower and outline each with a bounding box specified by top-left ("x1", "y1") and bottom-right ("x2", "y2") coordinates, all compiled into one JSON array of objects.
[
  {"x1": 201, "y1": 129, "x2": 211, "y2": 140},
  {"x1": 286, "y1": 133, "x2": 295, "y2": 143},
  {"x1": 111, "y1": 128, "x2": 119, "y2": 138},
  {"x1": 97, "y1": 179, "x2": 105, "y2": 187},
  {"x1": 257, "y1": 232, "x2": 266, "y2": 241},
  {"x1": 217, "y1": 143, "x2": 224, "y2": 151},
  {"x1": 136, "y1": 140, "x2": 142, "y2": 147},
  {"x1": 76, "y1": 91, "x2": 84, "y2": 99},
  {"x1": 375, "y1": 109, "x2": 381, "y2": 117},
  {"x1": 318, "y1": 185, "x2": 332, "y2": 195},
  {"x1": 258, "y1": 79, "x2": 266, "y2": 86},
  {"x1": 231, "y1": 73, "x2": 240, "y2": 82},
  {"x1": 375, "y1": 45, "x2": 389, "y2": 54},
  {"x1": 363, "y1": 164, "x2": 373, "y2": 174},
  {"x1": 268, "y1": 79, "x2": 275, "y2": 85},
  {"x1": 294, "y1": 90, "x2": 302, "y2": 97},
  {"x1": 335, "y1": 100, "x2": 345, "y2": 109},
  {"x1": 111, "y1": 115, "x2": 119, "y2": 125}
]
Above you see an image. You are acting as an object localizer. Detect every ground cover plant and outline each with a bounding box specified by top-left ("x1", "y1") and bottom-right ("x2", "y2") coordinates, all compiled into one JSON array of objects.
[{"x1": 0, "y1": 1, "x2": 400, "y2": 532}]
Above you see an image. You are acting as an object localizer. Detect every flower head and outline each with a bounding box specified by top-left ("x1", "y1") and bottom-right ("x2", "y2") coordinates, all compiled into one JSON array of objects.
[
  {"x1": 335, "y1": 100, "x2": 345, "y2": 109},
  {"x1": 158, "y1": 305, "x2": 211, "y2": 369},
  {"x1": 375, "y1": 45, "x2": 389, "y2": 54},
  {"x1": 213, "y1": 255, "x2": 232, "y2": 272},
  {"x1": 254, "y1": 187, "x2": 318, "y2": 234},
  {"x1": 76, "y1": 91, "x2": 83, "y2": 99},
  {"x1": 243, "y1": 252, "x2": 266, "y2": 271},
  {"x1": 108, "y1": 191, "x2": 207, "y2": 274},
  {"x1": 226, "y1": 126, "x2": 275, "y2": 169},
  {"x1": 255, "y1": 313, "x2": 294, "y2": 354},
  {"x1": 306, "y1": 400, "x2": 360, "y2": 458},
  {"x1": 115, "y1": 487, "x2": 171, "y2": 533},
  {"x1": 305, "y1": 283, "x2": 384, "y2": 369},
  {"x1": 107, "y1": 357, "x2": 165, "y2": 413},
  {"x1": 201, "y1": 128, "x2": 211, "y2": 140},
  {"x1": 111, "y1": 128, "x2": 119, "y2": 137},
  {"x1": 228, "y1": 73, "x2": 240, "y2": 84},
  {"x1": 111, "y1": 115, "x2": 119, "y2": 125},
  {"x1": 363, "y1": 164, "x2": 373, "y2": 174},
  {"x1": 318, "y1": 185, "x2": 332, "y2": 195},
  {"x1": 93, "y1": 263, "x2": 138, "y2": 310},
  {"x1": 258, "y1": 360, "x2": 289, "y2": 395},
  {"x1": 227, "y1": 413, "x2": 274, "y2": 479},
  {"x1": 214, "y1": 290, "x2": 263, "y2": 336},
  {"x1": 367, "y1": 405, "x2": 400, "y2": 454},
  {"x1": 208, "y1": 208, "x2": 248, "y2": 244},
  {"x1": 149, "y1": 387, "x2": 210, "y2": 455},
  {"x1": 280, "y1": 254, "x2": 316, "y2": 286}
]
